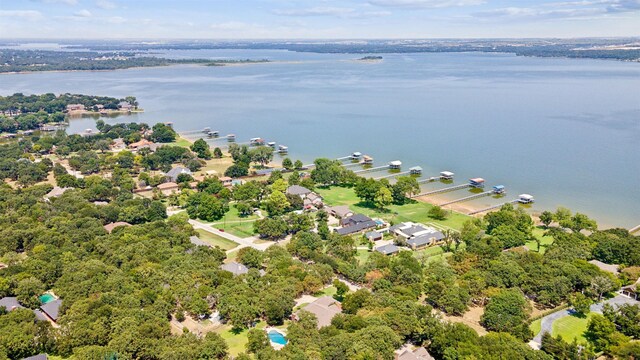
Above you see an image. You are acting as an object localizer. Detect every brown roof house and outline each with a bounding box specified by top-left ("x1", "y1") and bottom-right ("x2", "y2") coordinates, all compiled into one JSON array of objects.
[
  {"x1": 294, "y1": 296, "x2": 342, "y2": 328},
  {"x1": 157, "y1": 182, "x2": 180, "y2": 195},
  {"x1": 103, "y1": 222, "x2": 132, "y2": 234},
  {"x1": 395, "y1": 346, "x2": 435, "y2": 360}
]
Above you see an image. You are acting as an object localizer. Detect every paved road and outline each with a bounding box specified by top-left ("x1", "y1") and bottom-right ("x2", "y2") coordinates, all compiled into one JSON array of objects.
[{"x1": 530, "y1": 294, "x2": 640, "y2": 347}]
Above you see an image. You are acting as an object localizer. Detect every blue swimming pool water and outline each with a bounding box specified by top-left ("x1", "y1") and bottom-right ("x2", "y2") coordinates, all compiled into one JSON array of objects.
[
  {"x1": 39, "y1": 293, "x2": 55, "y2": 304},
  {"x1": 268, "y1": 330, "x2": 287, "y2": 345}
]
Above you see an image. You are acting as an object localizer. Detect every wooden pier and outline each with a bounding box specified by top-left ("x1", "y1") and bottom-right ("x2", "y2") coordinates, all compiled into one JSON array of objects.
[
  {"x1": 439, "y1": 191, "x2": 495, "y2": 206},
  {"x1": 354, "y1": 165, "x2": 390, "y2": 174},
  {"x1": 373, "y1": 170, "x2": 410, "y2": 180},
  {"x1": 630, "y1": 224, "x2": 640, "y2": 234},
  {"x1": 468, "y1": 200, "x2": 519, "y2": 215},
  {"x1": 419, "y1": 176, "x2": 441, "y2": 183},
  {"x1": 411, "y1": 184, "x2": 471, "y2": 198}
]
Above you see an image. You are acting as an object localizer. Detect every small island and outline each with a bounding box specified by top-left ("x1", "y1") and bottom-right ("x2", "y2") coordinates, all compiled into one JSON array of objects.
[{"x1": 358, "y1": 56, "x2": 383, "y2": 61}]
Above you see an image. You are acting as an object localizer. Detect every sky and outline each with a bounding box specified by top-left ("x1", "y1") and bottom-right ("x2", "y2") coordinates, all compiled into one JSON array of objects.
[{"x1": 0, "y1": 0, "x2": 639, "y2": 39}]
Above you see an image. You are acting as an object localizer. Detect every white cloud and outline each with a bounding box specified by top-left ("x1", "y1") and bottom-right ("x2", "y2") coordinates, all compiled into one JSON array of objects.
[
  {"x1": 210, "y1": 21, "x2": 252, "y2": 31},
  {"x1": 369, "y1": 0, "x2": 485, "y2": 8},
  {"x1": 96, "y1": 0, "x2": 117, "y2": 10},
  {"x1": 38, "y1": 0, "x2": 78, "y2": 5},
  {"x1": 472, "y1": 0, "x2": 640, "y2": 19},
  {"x1": 0, "y1": 10, "x2": 43, "y2": 21},
  {"x1": 107, "y1": 16, "x2": 126, "y2": 24},
  {"x1": 273, "y1": 7, "x2": 356, "y2": 17},
  {"x1": 73, "y1": 9, "x2": 93, "y2": 17}
]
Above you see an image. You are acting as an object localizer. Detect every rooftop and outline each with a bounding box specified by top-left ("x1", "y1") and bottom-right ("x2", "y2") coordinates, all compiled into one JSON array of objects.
[
  {"x1": 286, "y1": 185, "x2": 312, "y2": 196},
  {"x1": 298, "y1": 296, "x2": 342, "y2": 328},
  {"x1": 376, "y1": 244, "x2": 400, "y2": 255},
  {"x1": 220, "y1": 262, "x2": 249, "y2": 276},
  {"x1": 103, "y1": 222, "x2": 132, "y2": 233},
  {"x1": 40, "y1": 299, "x2": 62, "y2": 321},
  {"x1": 588, "y1": 260, "x2": 620, "y2": 275}
]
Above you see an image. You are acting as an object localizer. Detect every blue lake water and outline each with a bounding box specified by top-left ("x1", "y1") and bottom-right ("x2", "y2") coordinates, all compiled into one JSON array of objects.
[{"x1": 1, "y1": 50, "x2": 638, "y2": 228}]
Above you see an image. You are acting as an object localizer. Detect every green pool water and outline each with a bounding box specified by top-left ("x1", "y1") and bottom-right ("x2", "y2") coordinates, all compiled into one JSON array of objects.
[{"x1": 39, "y1": 293, "x2": 55, "y2": 304}]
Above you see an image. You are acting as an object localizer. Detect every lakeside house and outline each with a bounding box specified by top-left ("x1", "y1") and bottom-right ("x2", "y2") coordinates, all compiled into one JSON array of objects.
[
  {"x1": 165, "y1": 166, "x2": 192, "y2": 182},
  {"x1": 376, "y1": 244, "x2": 400, "y2": 256},
  {"x1": 44, "y1": 186, "x2": 71, "y2": 200},
  {"x1": 362, "y1": 155, "x2": 373, "y2": 165},
  {"x1": 219, "y1": 176, "x2": 233, "y2": 187},
  {"x1": 286, "y1": 185, "x2": 312, "y2": 197},
  {"x1": 294, "y1": 296, "x2": 342, "y2": 329},
  {"x1": 335, "y1": 214, "x2": 377, "y2": 236},
  {"x1": 326, "y1": 205, "x2": 354, "y2": 219},
  {"x1": 286, "y1": 185, "x2": 324, "y2": 210},
  {"x1": 220, "y1": 262, "x2": 249, "y2": 276},
  {"x1": 118, "y1": 101, "x2": 134, "y2": 111},
  {"x1": 390, "y1": 222, "x2": 445, "y2": 250},
  {"x1": 128, "y1": 139, "x2": 155, "y2": 151},
  {"x1": 66, "y1": 104, "x2": 85, "y2": 112},
  {"x1": 110, "y1": 138, "x2": 126, "y2": 151},
  {"x1": 103, "y1": 222, "x2": 132, "y2": 234}
]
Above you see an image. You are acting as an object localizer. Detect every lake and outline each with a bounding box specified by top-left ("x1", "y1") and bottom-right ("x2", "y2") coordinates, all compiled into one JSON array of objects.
[{"x1": 1, "y1": 49, "x2": 638, "y2": 228}]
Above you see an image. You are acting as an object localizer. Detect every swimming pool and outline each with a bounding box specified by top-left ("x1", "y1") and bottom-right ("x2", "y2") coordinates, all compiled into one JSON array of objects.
[
  {"x1": 39, "y1": 293, "x2": 55, "y2": 304},
  {"x1": 268, "y1": 330, "x2": 288, "y2": 345}
]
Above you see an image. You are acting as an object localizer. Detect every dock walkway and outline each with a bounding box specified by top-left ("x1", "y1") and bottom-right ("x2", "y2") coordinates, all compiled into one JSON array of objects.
[
  {"x1": 440, "y1": 191, "x2": 494, "y2": 206},
  {"x1": 468, "y1": 200, "x2": 519, "y2": 215},
  {"x1": 411, "y1": 184, "x2": 470, "y2": 198}
]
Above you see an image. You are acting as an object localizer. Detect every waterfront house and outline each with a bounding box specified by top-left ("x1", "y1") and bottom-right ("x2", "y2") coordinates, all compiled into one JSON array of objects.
[
  {"x1": 376, "y1": 244, "x2": 400, "y2": 256},
  {"x1": 165, "y1": 166, "x2": 192, "y2": 182},
  {"x1": 335, "y1": 214, "x2": 377, "y2": 236},
  {"x1": 66, "y1": 104, "x2": 85, "y2": 112},
  {"x1": 103, "y1": 222, "x2": 132, "y2": 234},
  {"x1": 118, "y1": 101, "x2": 133, "y2": 111},
  {"x1": 220, "y1": 262, "x2": 249, "y2": 276},
  {"x1": 128, "y1": 139, "x2": 155, "y2": 151},
  {"x1": 294, "y1": 296, "x2": 342, "y2": 329}
]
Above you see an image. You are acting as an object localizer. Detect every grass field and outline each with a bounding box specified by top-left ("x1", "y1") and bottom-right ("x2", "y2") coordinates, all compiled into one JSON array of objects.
[
  {"x1": 315, "y1": 285, "x2": 337, "y2": 297},
  {"x1": 316, "y1": 186, "x2": 470, "y2": 231},
  {"x1": 552, "y1": 313, "x2": 593, "y2": 344},
  {"x1": 216, "y1": 321, "x2": 267, "y2": 356},
  {"x1": 356, "y1": 249, "x2": 372, "y2": 265},
  {"x1": 207, "y1": 206, "x2": 259, "y2": 238},
  {"x1": 195, "y1": 229, "x2": 238, "y2": 251},
  {"x1": 525, "y1": 227, "x2": 554, "y2": 253},
  {"x1": 169, "y1": 136, "x2": 193, "y2": 148}
]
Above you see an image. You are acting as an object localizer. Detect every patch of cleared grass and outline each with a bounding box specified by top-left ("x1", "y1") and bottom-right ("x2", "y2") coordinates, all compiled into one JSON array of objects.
[
  {"x1": 213, "y1": 221, "x2": 256, "y2": 238},
  {"x1": 315, "y1": 285, "x2": 337, "y2": 298},
  {"x1": 530, "y1": 318, "x2": 542, "y2": 336},
  {"x1": 195, "y1": 229, "x2": 238, "y2": 251},
  {"x1": 526, "y1": 227, "x2": 554, "y2": 253},
  {"x1": 356, "y1": 248, "x2": 372, "y2": 265},
  {"x1": 169, "y1": 137, "x2": 193, "y2": 148},
  {"x1": 216, "y1": 321, "x2": 267, "y2": 356},
  {"x1": 552, "y1": 313, "x2": 593, "y2": 344}
]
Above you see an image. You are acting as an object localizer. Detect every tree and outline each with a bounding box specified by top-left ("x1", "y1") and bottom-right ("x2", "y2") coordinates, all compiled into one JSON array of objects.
[
  {"x1": 585, "y1": 314, "x2": 622, "y2": 352},
  {"x1": 224, "y1": 163, "x2": 249, "y2": 178},
  {"x1": 213, "y1": 147, "x2": 223, "y2": 158},
  {"x1": 539, "y1": 211, "x2": 554, "y2": 228},
  {"x1": 246, "y1": 329, "x2": 270, "y2": 354},
  {"x1": 16, "y1": 277, "x2": 44, "y2": 309},
  {"x1": 333, "y1": 279, "x2": 349, "y2": 301},
  {"x1": 480, "y1": 288, "x2": 532, "y2": 340},
  {"x1": 392, "y1": 176, "x2": 420, "y2": 203},
  {"x1": 237, "y1": 247, "x2": 263, "y2": 268},
  {"x1": 354, "y1": 178, "x2": 381, "y2": 203},
  {"x1": 254, "y1": 217, "x2": 288, "y2": 240},
  {"x1": 570, "y1": 292, "x2": 592, "y2": 316},
  {"x1": 264, "y1": 191, "x2": 290, "y2": 217},
  {"x1": 374, "y1": 186, "x2": 392, "y2": 210},
  {"x1": 190, "y1": 138, "x2": 212, "y2": 159},
  {"x1": 185, "y1": 192, "x2": 229, "y2": 221},
  {"x1": 282, "y1": 158, "x2": 293, "y2": 171},
  {"x1": 150, "y1": 123, "x2": 177, "y2": 143},
  {"x1": 294, "y1": 160, "x2": 303, "y2": 170},
  {"x1": 428, "y1": 206, "x2": 448, "y2": 220},
  {"x1": 249, "y1": 146, "x2": 274, "y2": 166}
]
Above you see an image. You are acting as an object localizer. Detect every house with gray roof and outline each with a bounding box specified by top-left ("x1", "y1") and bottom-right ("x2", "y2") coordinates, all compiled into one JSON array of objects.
[
  {"x1": 396, "y1": 346, "x2": 434, "y2": 360},
  {"x1": 40, "y1": 299, "x2": 62, "y2": 322},
  {"x1": 189, "y1": 235, "x2": 210, "y2": 247},
  {"x1": 365, "y1": 231, "x2": 383, "y2": 241},
  {"x1": 22, "y1": 354, "x2": 48, "y2": 360},
  {"x1": 0, "y1": 297, "x2": 48, "y2": 321},
  {"x1": 376, "y1": 244, "x2": 400, "y2": 256},
  {"x1": 286, "y1": 185, "x2": 312, "y2": 197},
  {"x1": 220, "y1": 262, "x2": 249, "y2": 276},
  {"x1": 44, "y1": 187, "x2": 72, "y2": 200},
  {"x1": 326, "y1": 205, "x2": 353, "y2": 219},
  {"x1": 165, "y1": 166, "x2": 192, "y2": 182},
  {"x1": 295, "y1": 296, "x2": 342, "y2": 328}
]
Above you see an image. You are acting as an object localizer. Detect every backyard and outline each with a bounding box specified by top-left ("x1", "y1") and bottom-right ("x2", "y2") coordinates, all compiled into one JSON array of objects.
[{"x1": 195, "y1": 229, "x2": 238, "y2": 251}]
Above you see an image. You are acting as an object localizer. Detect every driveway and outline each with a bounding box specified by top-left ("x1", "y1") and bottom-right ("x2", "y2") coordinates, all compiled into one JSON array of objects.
[
  {"x1": 530, "y1": 294, "x2": 640, "y2": 347},
  {"x1": 188, "y1": 219, "x2": 274, "y2": 252}
]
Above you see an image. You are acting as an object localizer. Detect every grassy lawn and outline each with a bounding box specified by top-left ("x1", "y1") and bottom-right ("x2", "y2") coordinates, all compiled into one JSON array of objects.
[
  {"x1": 216, "y1": 321, "x2": 267, "y2": 356},
  {"x1": 315, "y1": 285, "x2": 337, "y2": 297},
  {"x1": 530, "y1": 319, "x2": 542, "y2": 336},
  {"x1": 525, "y1": 227, "x2": 554, "y2": 253},
  {"x1": 195, "y1": 229, "x2": 238, "y2": 251},
  {"x1": 198, "y1": 157, "x2": 234, "y2": 176},
  {"x1": 316, "y1": 186, "x2": 470, "y2": 231},
  {"x1": 169, "y1": 136, "x2": 193, "y2": 148},
  {"x1": 552, "y1": 313, "x2": 593, "y2": 344},
  {"x1": 356, "y1": 248, "x2": 372, "y2": 265},
  {"x1": 212, "y1": 221, "x2": 256, "y2": 238}
]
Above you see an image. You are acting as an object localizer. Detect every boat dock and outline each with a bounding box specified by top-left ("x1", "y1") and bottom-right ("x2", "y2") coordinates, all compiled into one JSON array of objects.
[
  {"x1": 439, "y1": 185, "x2": 506, "y2": 206},
  {"x1": 354, "y1": 165, "x2": 390, "y2": 174},
  {"x1": 630, "y1": 224, "x2": 640, "y2": 234},
  {"x1": 411, "y1": 183, "x2": 471, "y2": 198},
  {"x1": 374, "y1": 170, "x2": 410, "y2": 180}
]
